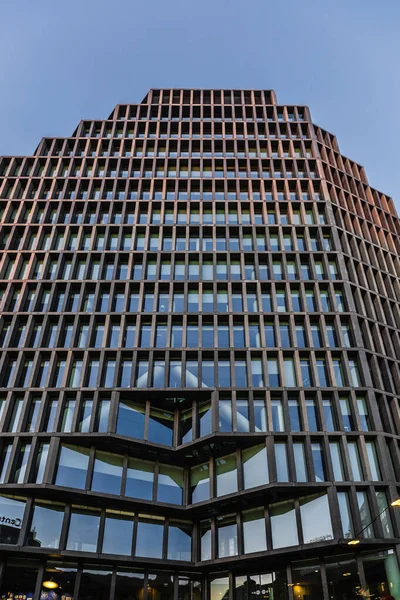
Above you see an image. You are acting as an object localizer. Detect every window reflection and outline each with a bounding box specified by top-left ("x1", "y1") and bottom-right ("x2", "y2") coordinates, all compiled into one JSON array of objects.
[
  {"x1": 217, "y1": 514, "x2": 238, "y2": 557},
  {"x1": 115, "y1": 570, "x2": 144, "y2": 600},
  {"x1": 242, "y1": 445, "x2": 268, "y2": 489},
  {"x1": 148, "y1": 407, "x2": 174, "y2": 446},
  {"x1": 102, "y1": 512, "x2": 133, "y2": 556},
  {"x1": 291, "y1": 560, "x2": 323, "y2": 600},
  {"x1": 167, "y1": 521, "x2": 192, "y2": 561},
  {"x1": 126, "y1": 457, "x2": 154, "y2": 500},
  {"x1": 270, "y1": 500, "x2": 298, "y2": 548},
  {"x1": 91, "y1": 451, "x2": 123, "y2": 495},
  {"x1": 148, "y1": 573, "x2": 175, "y2": 600},
  {"x1": 300, "y1": 493, "x2": 333, "y2": 544},
  {"x1": 116, "y1": 399, "x2": 145, "y2": 439},
  {"x1": 216, "y1": 453, "x2": 237, "y2": 497},
  {"x1": 0, "y1": 495, "x2": 25, "y2": 545},
  {"x1": 136, "y1": 517, "x2": 164, "y2": 558},
  {"x1": 26, "y1": 501, "x2": 63, "y2": 548},
  {"x1": 157, "y1": 464, "x2": 184, "y2": 504},
  {"x1": 56, "y1": 445, "x2": 90, "y2": 489},
  {"x1": 242, "y1": 508, "x2": 267, "y2": 553},
  {"x1": 66, "y1": 508, "x2": 100, "y2": 552}
]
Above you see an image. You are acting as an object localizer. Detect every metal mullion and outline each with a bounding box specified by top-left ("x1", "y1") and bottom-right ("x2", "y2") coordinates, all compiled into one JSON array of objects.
[
  {"x1": 294, "y1": 497, "x2": 303, "y2": 546},
  {"x1": 97, "y1": 507, "x2": 106, "y2": 554},
  {"x1": 33, "y1": 565, "x2": 45, "y2": 600},
  {"x1": 85, "y1": 445, "x2": 96, "y2": 491}
]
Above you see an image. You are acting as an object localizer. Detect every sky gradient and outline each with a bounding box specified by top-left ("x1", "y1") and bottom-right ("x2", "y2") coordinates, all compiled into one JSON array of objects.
[{"x1": 1, "y1": 0, "x2": 399, "y2": 206}]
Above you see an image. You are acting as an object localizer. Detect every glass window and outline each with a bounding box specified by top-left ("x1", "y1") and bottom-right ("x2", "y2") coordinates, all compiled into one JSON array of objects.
[
  {"x1": 234, "y1": 360, "x2": 247, "y2": 387},
  {"x1": 330, "y1": 442, "x2": 344, "y2": 481},
  {"x1": 66, "y1": 508, "x2": 100, "y2": 551},
  {"x1": 126, "y1": 457, "x2": 154, "y2": 500},
  {"x1": 219, "y1": 399, "x2": 233, "y2": 431},
  {"x1": 33, "y1": 442, "x2": 49, "y2": 483},
  {"x1": 236, "y1": 399, "x2": 250, "y2": 432},
  {"x1": 218, "y1": 325, "x2": 230, "y2": 348},
  {"x1": 116, "y1": 400, "x2": 145, "y2": 439},
  {"x1": 136, "y1": 517, "x2": 164, "y2": 558},
  {"x1": 267, "y1": 358, "x2": 280, "y2": 386},
  {"x1": 270, "y1": 500, "x2": 298, "y2": 548},
  {"x1": 103, "y1": 513, "x2": 133, "y2": 555},
  {"x1": 288, "y1": 398, "x2": 302, "y2": 431},
  {"x1": 0, "y1": 495, "x2": 25, "y2": 544},
  {"x1": 254, "y1": 399, "x2": 267, "y2": 431},
  {"x1": 217, "y1": 514, "x2": 238, "y2": 557},
  {"x1": 171, "y1": 324, "x2": 184, "y2": 347},
  {"x1": 357, "y1": 396, "x2": 370, "y2": 431},
  {"x1": 293, "y1": 442, "x2": 307, "y2": 482},
  {"x1": 337, "y1": 491, "x2": 353, "y2": 538},
  {"x1": 243, "y1": 508, "x2": 267, "y2": 554},
  {"x1": 300, "y1": 493, "x2": 333, "y2": 544},
  {"x1": 325, "y1": 556, "x2": 359, "y2": 600},
  {"x1": 26, "y1": 502, "x2": 63, "y2": 548},
  {"x1": 312, "y1": 442, "x2": 326, "y2": 482},
  {"x1": 199, "y1": 400, "x2": 212, "y2": 437},
  {"x1": 147, "y1": 573, "x2": 175, "y2": 600},
  {"x1": 41, "y1": 563, "x2": 77, "y2": 599},
  {"x1": 366, "y1": 441, "x2": 380, "y2": 481},
  {"x1": 200, "y1": 520, "x2": 212, "y2": 561},
  {"x1": 332, "y1": 359, "x2": 344, "y2": 386},
  {"x1": 363, "y1": 550, "x2": 400, "y2": 599},
  {"x1": 216, "y1": 453, "x2": 237, "y2": 496},
  {"x1": 316, "y1": 359, "x2": 329, "y2": 386},
  {"x1": 168, "y1": 522, "x2": 192, "y2": 561},
  {"x1": 12, "y1": 443, "x2": 31, "y2": 484},
  {"x1": 157, "y1": 464, "x2": 184, "y2": 504},
  {"x1": 242, "y1": 445, "x2": 268, "y2": 489},
  {"x1": 251, "y1": 358, "x2": 264, "y2": 387},
  {"x1": 264, "y1": 322, "x2": 275, "y2": 346},
  {"x1": 276, "y1": 291, "x2": 286, "y2": 312},
  {"x1": 349, "y1": 359, "x2": 361, "y2": 386},
  {"x1": 275, "y1": 442, "x2": 289, "y2": 481},
  {"x1": 148, "y1": 407, "x2": 174, "y2": 445},
  {"x1": 340, "y1": 397, "x2": 355, "y2": 431},
  {"x1": 202, "y1": 360, "x2": 215, "y2": 387},
  {"x1": 210, "y1": 577, "x2": 229, "y2": 600},
  {"x1": 8, "y1": 397, "x2": 23, "y2": 432},
  {"x1": 91, "y1": 451, "x2": 123, "y2": 495},
  {"x1": 61, "y1": 398, "x2": 75, "y2": 432},
  {"x1": 323, "y1": 397, "x2": 336, "y2": 431},
  {"x1": 135, "y1": 360, "x2": 149, "y2": 387},
  {"x1": 97, "y1": 398, "x2": 110, "y2": 432},
  {"x1": 326, "y1": 324, "x2": 338, "y2": 348},
  {"x1": 305, "y1": 398, "x2": 318, "y2": 431},
  {"x1": 271, "y1": 398, "x2": 284, "y2": 431},
  {"x1": 375, "y1": 491, "x2": 394, "y2": 538},
  {"x1": 55, "y1": 445, "x2": 89, "y2": 489},
  {"x1": 191, "y1": 463, "x2": 210, "y2": 503},
  {"x1": 348, "y1": 441, "x2": 363, "y2": 480},
  {"x1": 357, "y1": 491, "x2": 373, "y2": 538},
  {"x1": 78, "y1": 399, "x2": 92, "y2": 433},
  {"x1": 115, "y1": 570, "x2": 144, "y2": 600},
  {"x1": 152, "y1": 359, "x2": 166, "y2": 387}
]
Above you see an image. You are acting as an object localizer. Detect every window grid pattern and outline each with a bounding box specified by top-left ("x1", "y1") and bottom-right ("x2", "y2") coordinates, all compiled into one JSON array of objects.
[{"x1": 0, "y1": 89, "x2": 399, "y2": 589}]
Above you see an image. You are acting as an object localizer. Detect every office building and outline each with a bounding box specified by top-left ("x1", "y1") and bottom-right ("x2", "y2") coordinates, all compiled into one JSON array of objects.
[{"x1": 0, "y1": 89, "x2": 399, "y2": 598}]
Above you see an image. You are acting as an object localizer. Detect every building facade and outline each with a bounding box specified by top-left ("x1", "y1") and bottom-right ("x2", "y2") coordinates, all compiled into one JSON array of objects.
[{"x1": 0, "y1": 88, "x2": 399, "y2": 599}]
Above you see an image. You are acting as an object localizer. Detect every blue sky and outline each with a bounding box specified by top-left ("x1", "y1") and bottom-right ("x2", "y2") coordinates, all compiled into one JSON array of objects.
[{"x1": 0, "y1": 0, "x2": 399, "y2": 205}]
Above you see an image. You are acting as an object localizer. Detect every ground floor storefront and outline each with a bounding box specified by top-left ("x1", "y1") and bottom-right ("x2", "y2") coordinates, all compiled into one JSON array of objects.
[{"x1": 0, "y1": 549, "x2": 399, "y2": 600}]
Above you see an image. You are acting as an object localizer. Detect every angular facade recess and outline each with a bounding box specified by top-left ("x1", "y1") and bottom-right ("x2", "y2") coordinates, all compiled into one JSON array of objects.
[{"x1": 0, "y1": 88, "x2": 399, "y2": 599}]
